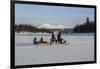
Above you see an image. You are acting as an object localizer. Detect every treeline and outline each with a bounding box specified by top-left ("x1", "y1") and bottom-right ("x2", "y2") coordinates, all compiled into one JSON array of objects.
[
  {"x1": 74, "y1": 17, "x2": 95, "y2": 33},
  {"x1": 15, "y1": 17, "x2": 95, "y2": 33},
  {"x1": 15, "y1": 24, "x2": 50, "y2": 33}
]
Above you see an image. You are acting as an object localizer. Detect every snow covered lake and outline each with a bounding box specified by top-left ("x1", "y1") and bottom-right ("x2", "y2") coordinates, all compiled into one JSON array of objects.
[{"x1": 15, "y1": 33, "x2": 94, "y2": 65}]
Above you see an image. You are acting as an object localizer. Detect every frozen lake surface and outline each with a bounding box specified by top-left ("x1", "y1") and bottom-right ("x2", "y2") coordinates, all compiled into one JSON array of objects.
[{"x1": 15, "y1": 33, "x2": 94, "y2": 65}]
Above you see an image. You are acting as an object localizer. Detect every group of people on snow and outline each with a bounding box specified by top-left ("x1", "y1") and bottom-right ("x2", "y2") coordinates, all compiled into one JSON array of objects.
[{"x1": 33, "y1": 31, "x2": 66, "y2": 45}]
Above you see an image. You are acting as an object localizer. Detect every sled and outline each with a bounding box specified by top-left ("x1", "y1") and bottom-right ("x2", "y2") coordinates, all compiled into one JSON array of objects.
[{"x1": 34, "y1": 41, "x2": 70, "y2": 47}]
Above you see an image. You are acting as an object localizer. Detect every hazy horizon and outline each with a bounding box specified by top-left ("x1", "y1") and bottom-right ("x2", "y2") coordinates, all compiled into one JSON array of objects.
[{"x1": 15, "y1": 4, "x2": 95, "y2": 28}]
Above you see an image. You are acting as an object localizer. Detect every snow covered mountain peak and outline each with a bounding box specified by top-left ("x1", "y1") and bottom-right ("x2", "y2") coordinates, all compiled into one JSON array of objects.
[{"x1": 37, "y1": 23, "x2": 65, "y2": 29}]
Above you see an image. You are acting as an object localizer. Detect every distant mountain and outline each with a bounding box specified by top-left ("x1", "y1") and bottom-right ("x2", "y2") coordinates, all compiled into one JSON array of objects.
[{"x1": 37, "y1": 23, "x2": 65, "y2": 29}]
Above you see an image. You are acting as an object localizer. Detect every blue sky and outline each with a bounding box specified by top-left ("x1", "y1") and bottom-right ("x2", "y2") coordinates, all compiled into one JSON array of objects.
[{"x1": 15, "y1": 4, "x2": 94, "y2": 28}]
